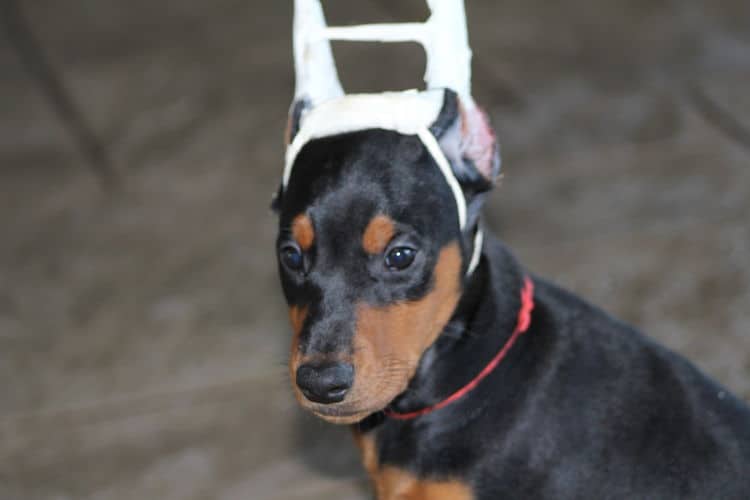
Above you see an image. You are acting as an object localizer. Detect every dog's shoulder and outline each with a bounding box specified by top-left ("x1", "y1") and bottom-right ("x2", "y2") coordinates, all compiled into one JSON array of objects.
[
  {"x1": 493, "y1": 263, "x2": 750, "y2": 491},
  {"x1": 529, "y1": 272, "x2": 750, "y2": 422},
  {"x1": 468, "y1": 246, "x2": 750, "y2": 496}
]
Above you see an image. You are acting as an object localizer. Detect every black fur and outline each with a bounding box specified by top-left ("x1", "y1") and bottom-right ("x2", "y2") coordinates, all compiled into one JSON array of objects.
[
  {"x1": 275, "y1": 101, "x2": 750, "y2": 498},
  {"x1": 373, "y1": 237, "x2": 750, "y2": 498}
]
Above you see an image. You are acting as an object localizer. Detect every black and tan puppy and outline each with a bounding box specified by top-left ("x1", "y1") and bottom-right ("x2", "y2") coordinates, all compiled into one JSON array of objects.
[{"x1": 273, "y1": 91, "x2": 750, "y2": 499}]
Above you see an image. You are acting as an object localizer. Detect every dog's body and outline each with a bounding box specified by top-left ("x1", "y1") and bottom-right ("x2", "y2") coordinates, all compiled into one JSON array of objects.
[
  {"x1": 275, "y1": 92, "x2": 750, "y2": 499},
  {"x1": 355, "y1": 237, "x2": 750, "y2": 499}
]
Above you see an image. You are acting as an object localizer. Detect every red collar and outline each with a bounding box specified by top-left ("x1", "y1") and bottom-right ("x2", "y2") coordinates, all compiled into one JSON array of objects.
[{"x1": 384, "y1": 276, "x2": 535, "y2": 420}]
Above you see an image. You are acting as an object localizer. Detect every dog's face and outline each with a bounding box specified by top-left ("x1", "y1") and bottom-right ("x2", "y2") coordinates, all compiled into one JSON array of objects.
[{"x1": 276, "y1": 94, "x2": 499, "y2": 423}]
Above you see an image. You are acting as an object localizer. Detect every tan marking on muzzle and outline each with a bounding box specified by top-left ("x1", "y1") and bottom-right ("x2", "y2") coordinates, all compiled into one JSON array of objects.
[
  {"x1": 289, "y1": 305, "x2": 308, "y2": 337},
  {"x1": 362, "y1": 215, "x2": 395, "y2": 254},
  {"x1": 343, "y1": 242, "x2": 463, "y2": 419},
  {"x1": 288, "y1": 305, "x2": 309, "y2": 398},
  {"x1": 292, "y1": 214, "x2": 315, "y2": 251}
]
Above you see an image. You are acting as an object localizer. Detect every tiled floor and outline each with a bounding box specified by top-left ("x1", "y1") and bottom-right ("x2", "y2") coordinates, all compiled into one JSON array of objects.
[{"x1": 1, "y1": 0, "x2": 748, "y2": 498}]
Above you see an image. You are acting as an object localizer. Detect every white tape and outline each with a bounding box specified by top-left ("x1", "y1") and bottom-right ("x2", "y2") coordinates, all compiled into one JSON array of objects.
[{"x1": 467, "y1": 227, "x2": 484, "y2": 276}]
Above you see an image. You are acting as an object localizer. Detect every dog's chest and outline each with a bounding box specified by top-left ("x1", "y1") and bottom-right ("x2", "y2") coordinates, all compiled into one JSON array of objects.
[{"x1": 352, "y1": 427, "x2": 475, "y2": 500}]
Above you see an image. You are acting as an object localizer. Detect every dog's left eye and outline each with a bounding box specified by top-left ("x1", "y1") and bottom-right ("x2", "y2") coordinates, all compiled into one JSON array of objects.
[
  {"x1": 281, "y1": 245, "x2": 304, "y2": 271},
  {"x1": 385, "y1": 247, "x2": 416, "y2": 270}
]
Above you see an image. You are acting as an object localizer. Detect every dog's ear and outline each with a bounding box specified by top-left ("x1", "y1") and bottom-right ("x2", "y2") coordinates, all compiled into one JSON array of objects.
[
  {"x1": 275, "y1": 98, "x2": 313, "y2": 213},
  {"x1": 284, "y1": 98, "x2": 311, "y2": 146},
  {"x1": 430, "y1": 90, "x2": 500, "y2": 195},
  {"x1": 270, "y1": 185, "x2": 282, "y2": 213}
]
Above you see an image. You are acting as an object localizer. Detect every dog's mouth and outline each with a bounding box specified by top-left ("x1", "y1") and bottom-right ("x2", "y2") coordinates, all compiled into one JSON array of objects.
[
  {"x1": 289, "y1": 334, "x2": 423, "y2": 424},
  {"x1": 305, "y1": 402, "x2": 378, "y2": 424},
  {"x1": 293, "y1": 386, "x2": 401, "y2": 424},
  {"x1": 291, "y1": 368, "x2": 411, "y2": 424}
]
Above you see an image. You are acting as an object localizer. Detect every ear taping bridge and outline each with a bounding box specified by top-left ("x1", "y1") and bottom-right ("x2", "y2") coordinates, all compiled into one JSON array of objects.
[
  {"x1": 285, "y1": 0, "x2": 484, "y2": 275},
  {"x1": 292, "y1": 0, "x2": 475, "y2": 109}
]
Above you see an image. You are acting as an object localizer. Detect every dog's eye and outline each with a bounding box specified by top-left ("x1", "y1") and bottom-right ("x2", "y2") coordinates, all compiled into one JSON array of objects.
[
  {"x1": 281, "y1": 245, "x2": 304, "y2": 271},
  {"x1": 385, "y1": 247, "x2": 416, "y2": 270}
]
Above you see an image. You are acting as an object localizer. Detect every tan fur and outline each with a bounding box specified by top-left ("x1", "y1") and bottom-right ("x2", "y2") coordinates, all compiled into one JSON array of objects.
[
  {"x1": 289, "y1": 305, "x2": 308, "y2": 337},
  {"x1": 288, "y1": 305, "x2": 308, "y2": 403},
  {"x1": 330, "y1": 242, "x2": 462, "y2": 423},
  {"x1": 353, "y1": 429, "x2": 474, "y2": 500},
  {"x1": 292, "y1": 214, "x2": 315, "y2": 250},
  {"x1": 289, "y1": 242, "x2": 462, "y2": 424},
  {"x1": 362, "y1": 215, "x2": 396, "y2": 254}
]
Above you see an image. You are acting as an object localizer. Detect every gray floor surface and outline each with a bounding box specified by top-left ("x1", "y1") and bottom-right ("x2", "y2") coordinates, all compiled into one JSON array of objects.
[{"x1": 1, "y1": 0, "x2": 749, "y2": 498}]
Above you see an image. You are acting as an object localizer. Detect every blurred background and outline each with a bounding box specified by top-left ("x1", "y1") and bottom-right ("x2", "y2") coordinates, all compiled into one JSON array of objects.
[{"x1": 1, "y1": 0, "x2": 748, "y2": 498}]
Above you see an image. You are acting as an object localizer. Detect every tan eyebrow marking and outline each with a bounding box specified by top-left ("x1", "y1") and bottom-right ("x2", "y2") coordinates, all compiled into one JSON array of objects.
[
  {"x1": 362, "y1": 215, "x2": 395, "y2": 254},
  {"x1": 291, "y1": 214, "x2": 315, "y2": 251}
]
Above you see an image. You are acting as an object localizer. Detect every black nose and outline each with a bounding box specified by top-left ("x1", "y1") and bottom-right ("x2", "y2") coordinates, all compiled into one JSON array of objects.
[{"x1": 296, "y1": 362, "x2": 354, "y2": 404}]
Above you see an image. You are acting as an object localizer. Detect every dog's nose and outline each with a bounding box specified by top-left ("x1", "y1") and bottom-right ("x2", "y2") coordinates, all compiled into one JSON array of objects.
[{"x1": 296, "y1": 362, "x2": 354, "y2": 404}]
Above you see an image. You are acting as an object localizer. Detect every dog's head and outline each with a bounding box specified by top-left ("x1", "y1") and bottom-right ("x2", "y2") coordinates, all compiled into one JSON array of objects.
[{"x1": 274, "y1": 91, "x2": 500, "y2": 423}]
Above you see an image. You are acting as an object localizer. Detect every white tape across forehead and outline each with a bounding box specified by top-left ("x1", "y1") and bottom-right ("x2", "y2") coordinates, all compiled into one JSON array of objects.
[
  {"x1": 283, "y1": 91, "x2": 467, "y2": 230},
  {"x1": 284, "y1": 119, "x2": 481, "y2": 274},
  {"x1": 284, "y1": 91, "x2": 443, "y2": 187}
]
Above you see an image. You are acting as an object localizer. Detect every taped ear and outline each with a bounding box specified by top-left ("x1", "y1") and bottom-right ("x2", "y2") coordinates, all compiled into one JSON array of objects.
[
  {"x1": 284, "y1": 98, "x2": 311, "y2": 145},
  {"x1": 277, "y1": 100, "x2": 307, "y2": 212},
  {"x1": 430, "y1": 90, "x2": 501, "y2": 193}
]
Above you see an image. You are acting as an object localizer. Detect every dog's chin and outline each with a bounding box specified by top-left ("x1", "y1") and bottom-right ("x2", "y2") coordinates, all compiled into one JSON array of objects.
[
  {"x1": 303, "y1": 401, "x2": 384, "y2": 425},
  {"x1": 291, "y1": 369, "x2": 413, "y2": 424},
  {"x1": 295, "y1": 389, "x2": 400, "y2": 424},
  {"x1": 312, "y1": 408, "x2": 372, "y2": 425}
]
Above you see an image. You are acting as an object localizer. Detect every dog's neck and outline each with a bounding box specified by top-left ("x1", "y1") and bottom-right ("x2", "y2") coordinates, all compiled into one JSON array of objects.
[{"x1": 386, "y1": 234, "x2": 527, "y2": 417}]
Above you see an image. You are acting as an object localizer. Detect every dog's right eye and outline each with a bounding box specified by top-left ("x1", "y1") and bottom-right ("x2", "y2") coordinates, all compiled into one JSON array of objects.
[
  {"x1": 385, "y1": 247, "x2": 416, "y2": 270},
  {"x1": 281, "y1": 245, "x2": 304, "y2": 271}
]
